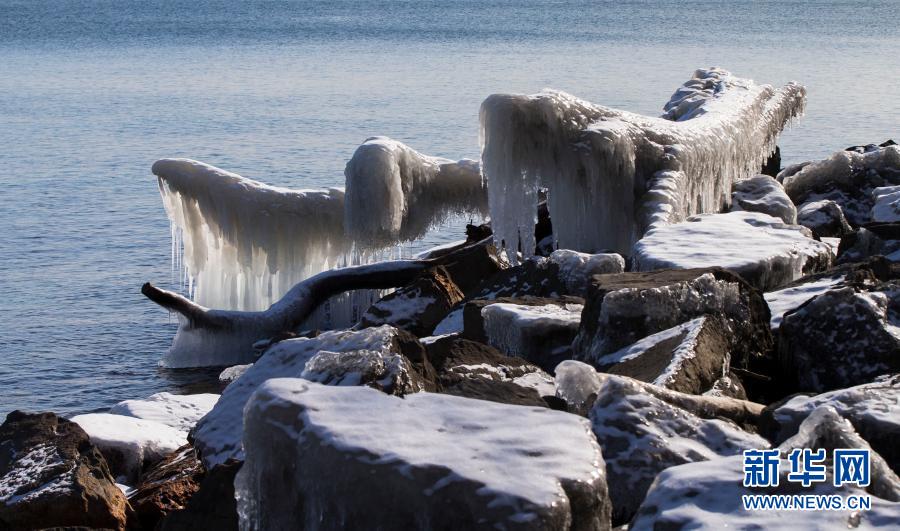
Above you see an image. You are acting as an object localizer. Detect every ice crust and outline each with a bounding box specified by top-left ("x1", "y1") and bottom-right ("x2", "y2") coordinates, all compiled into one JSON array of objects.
[
  {"x1": 763, "y1": 275, "x2": 844, "y2": 329},
  {"x1": 632, "y1": 211, "x2": 833, "y2": 291},
  {"x1": 547, "y1": 250, "x2": 625, "y2": 295},
  {"x1": 154, "y1": 138, "x2": 485, "y2": 312},
  {"x1": 235, "y1": 379, "x2": 608, "y2": 530},
  {"x1": 480, "y1": 68, "x2": 805, "y2": 259},
  {"x1": 109, "y1": 392, "x2": 219, "y2": 433},
  {"x1": 481, "y1": 302, "x2": 583, "y2": 359},
  {"x1": 192, "y1": 325, "x2": 416, "y2": 467},
  {"x1": 730, "y1": 174, "x2": 797, "y2": 224}
]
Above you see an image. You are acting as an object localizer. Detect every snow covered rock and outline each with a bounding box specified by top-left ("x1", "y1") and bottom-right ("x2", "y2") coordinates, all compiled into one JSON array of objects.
[
  {"x1": 359, "y1": 265, "x2": 464, "y2": 336},
  {"x1": 633, "y1": 405, "x2": 900, "y2": 529},
  {"x1": 872, "y1": 185, "x2": 900, "y2": 223},
  {"x1": 0, "y1": 411, "x2": 130, "y2": 530},
  {"x1": 837, "y1": 223, "x2": 900, "y2": 264},
  {"x1": 547, "y1": 250, "x2": 625, "y2": 295},
  {"x1": 731, "y1": 174, "x2": 797, "y2": 224},
  {"x1": 588, "y1": 373, "x2": 768, "y2": 524},
  {"x1": 481, "y1": 68, "x2": 805, "y2": 258},
  {"x1": 797, "y1": 199, "x2": 853, "y2": 237},
  {"x1": 442, "y1": 378, "x2": 549, "y2": 408},
  {"x1": 343, "y1": 136, "x2": 488, "y2": 249},
  {"x1": 765, "y1": 375, "x2": 900, "y2": 472},
  {"x1": 595, "y1": 315, "x2": 732, "y2": 395},
  {"x1": 425, "y1": 335, "x2": 549, "y2": 389},
  {"x1": 109, "y1": 392, "x2": 219, "y2": 433},
  {"x1": 235, "y1": 380, "x2": 612, "y2": 530},
  {"x1": 632, "y1": 211, "x2": 834, "y2": 291},
  {"x1": 781, "y1": 144, "x2": 900, "y2": 226},
  {"x1": 778, "y1": 283, "x2": 900, "y2": 392},
  {"x1": 128, "y1": 445, "x2": 203, "y2": 530},
  {"x1": 572, "y1": 268, "x2": 772, "y2": 375},
  {"x1": 763, "y1": 273, "x2": 845, "y2": 330},
  {"x1": 464, "y1": 296, "x2": 584, "y2": 371},
  {"x1": 192, "y1": 325, "x2": 430, "y2": 467},
  {"x1": 218, "y1": 364, "x2": 252, "y2": 384},
  {"x1": 70, "y1": 413, "x2": 187, "y2": 484}
]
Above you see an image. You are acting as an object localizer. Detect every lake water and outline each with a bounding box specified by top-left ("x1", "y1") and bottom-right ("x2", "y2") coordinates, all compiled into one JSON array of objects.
[{"x1": 1, "y1": 0, "x2": 898, "y2": 418}]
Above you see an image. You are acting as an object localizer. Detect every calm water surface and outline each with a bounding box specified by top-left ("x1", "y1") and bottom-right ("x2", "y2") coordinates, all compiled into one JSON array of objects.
[{"x1": 1, "y1": 1, "x2": 898, "y2": 417}]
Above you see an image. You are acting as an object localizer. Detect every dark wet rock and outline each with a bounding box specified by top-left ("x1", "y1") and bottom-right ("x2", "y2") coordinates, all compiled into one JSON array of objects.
[
  {"x1": 443, "y1": 378, "x2": 549, "y2": 408},
  {"x1": 129, "y1": 445, "x2": 203, "y2": 530},
  {"x1": 797, "y1": 199, "x2": 853, "y2": 238},
  {"x1": 158, "y1": 459, "x2": 240, "y2": 531},
  {"x1": 837, "y1": 222, "x2": 900, "y2": 264}
]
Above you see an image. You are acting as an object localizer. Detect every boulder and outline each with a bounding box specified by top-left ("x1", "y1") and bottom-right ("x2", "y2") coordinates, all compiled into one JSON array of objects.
[
  {"x1": 192, "y1": 325, "x2": 432, "y2": 467},
  {"x1": 110, "y1": 392, "x2": 219, "y2": 433},
  {"x1": 763, "y1": 273, "x2": 846, "y2": 330},
  {"x1": 632, "y1": 407, "x2": 900, "y2": 529},
  {"x1": 778, "y1": 282, "x2": 900, "y2": 392},
  {"x1": 731, "y1": 174, "x2": 797, "y2": 224},
  {"x1": 781, "y1": 144, "x2": 900, "y2": 226},
  {"x1": 443, "y1": 378, "x2": 549, "y2": 408},
  {"x1": 359, "y1": 265, "x2": 464, "y2": 336},
  {"x1": 871, "y1": 185, "x2": 900, "y2": 223},
  {"x1": 797, "y1": 199, "x2": 854, "y2": 238},
  {"x1": 837, "y1": 222, "x2": 900, "y2": 264},
  {"x1": 236, "y1": 379, "x2": 612, "y2": 530},
  {"x1": 70, "y1": 413, "x2": 186, "y2": 484},
  {"x1": 572, "y1": 268, "x2": 772, "y2": 375},
  {"x1": 159, "y1": 460, "x2": 240, "y2": 531},
  {"x1": 426, "y1": 335, "x2": 547, "y2": 386},
  {"x1": 763, "y1": 375, "x2": 900, "y2": 472},
  {"x1": 593, "y1": 315, "x2": 731, "y2": 395},
  {"x1": 546, "y1": 250, "x2": 625, "y2": 296},
  {"x1": 128, "y1": 445, "x2": 204, "y2": 530},
  {"x1": 0, "y1": 411, "x2": 130, "y2": 530},
  {"x1": 632, "y1": 211, "x2": 834, "y2": 291},
  {"x1": 587, "y1": 373, "x2": 768, "y2": 524},
  {"x1": 218, "y1": 364, "x2": 252, "y2": 385}
]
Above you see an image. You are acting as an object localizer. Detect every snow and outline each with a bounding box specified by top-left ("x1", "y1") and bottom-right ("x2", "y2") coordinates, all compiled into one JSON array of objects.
[
  {"x1": 731, "y1": 174, "x2": 797, "y2": 224},
  {"x1": 235, "y1": 379, "x2": 608, "y2": 529},
  {"x1": 633, "y1": 211, "x2": 833, "y2": 291},
  {"x1": 482, "y1": 302, "x2": 582, "y2": 354},
  {"x1": 547, "y1": 250, "x2": 624, "y2": 295},
  {"x1": 300, "y1": 348, "x2": 420, "y2": 394},
  {"x1": 109, "y1": 392, "x2": 219, "y2": 433},
  {"x1": 343, "y1": 136, "x2": 487, "y2": 248},
  {"x1": 0, "y1": 444, "x2": 73, "y2": 506},
  {"x1": 431, "y1": 308, "x2": 464, "y2": 335},
  {"x1": 191, "y1": 325, "x2": 416, "y2": 467},
  {"x1": 512, "y1": 371, "x2": 557, "y2": 397},
  {"x1": 871, "y1": 185, "x2": 900, "y2": 223},
  {"x1": 70, "y1": 413, "x2": 186, "y2": 483},
  {"x1": 219, "y1": 364, "x2": 253, "y2": 384},
  {"x1": 764, "y1": 275, "x2": 844, "y2": 330},
  {"x1": 480, "y1": 68, "x2": 805, "y2": 260}
]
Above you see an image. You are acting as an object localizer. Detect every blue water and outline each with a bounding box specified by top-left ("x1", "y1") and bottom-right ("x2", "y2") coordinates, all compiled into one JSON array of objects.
[{"x1": 1, "y1": 1, "x2": 898, "y2": 418}]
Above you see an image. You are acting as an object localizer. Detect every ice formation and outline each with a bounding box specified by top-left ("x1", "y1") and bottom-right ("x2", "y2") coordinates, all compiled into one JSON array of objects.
[
  {"x1": 546, "y1": 250, "x2": 625, "y2": 295},
  {"x1": 763, "y1": 274, "x2": 845, "y2": 330},
  {"x1": 481, "y1": 302, "x2": 583, "y2": 364},
  {"x1": 730, "y1": 174, "x2": 796, "y2": 224},
  {"x1": 480, "y1": 68, "x2": 805, "y2": 259},
  {"x1": 632, "y1": 211, "x2": 833, "y2": 291},
  {"x1": 153, "y1": 138, "x2": 486, "y2": 312},
  {"x1": 235, "y1": 379, "x2": 610, "y2": 529},
  {"x1": 108, "y1": 392, "x2": 219, "y2": 433}
]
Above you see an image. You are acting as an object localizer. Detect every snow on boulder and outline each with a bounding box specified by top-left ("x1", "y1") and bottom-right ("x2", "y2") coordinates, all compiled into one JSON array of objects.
[
  {"x1": 358, "y1": 265, "x2": 464, "y2": 336},
  {"x1": 634, "y1": 405, "x2": 900, "y2": 529},
  {"x1": 763, "y1": 273, "x2": 845, "y2": 330},
  {"x1": 872, "y1": 185, "x2": 900, "y2": 223},
  {"x1": 632, "y1": 211, "x2": 833, "y2": 291},
  {"x1": 218, "y1": 363, "x2": 252, "y2": 384},
  {"x1": 0, "y1": 411, "x2": 130, "y2": 530},
  {"x1": 778, "y1": 283, "x2": 900, "y2": 392},
  {"x1": 781, "y1": 143, "x2": 900, "y2": 226},
  {"x1": 588, "y1": 372, "x2": 767, "y2": 524},
  {"x1": 765, "y1": 375, "x2": 900, "y2": 472},
  {"x1": 730, "y1": 174, "x2": 797, "y2": 224},
  {"x1": 70, "y1": 413, "x2": 186, "y2": 484},
  {"x1": 109, "y1": 392, "x2": 219, "y2": 433},
  {"x1": 572, "y1": 268, "x2": 772, "y2": 376},
  {"x1": 344, "y1": 136, "x2": 488, "y2": 248},
  {"x1": 594, "y1": 315, "x2": 732, "y2": 395},
  {"x1": 481, "y1": 67, "x2": 805, "y2": 259},
  {"x1": 192, "y1": 325, "x2": 430, "y2": 467},
  {"x1": 235, "y1": 379, "x2": 612, "y2": 530},
  {"x1": 797, "y1": 199, "x2": 853, "y2": 238},
  {"x1": 836, "y1": 223, "x2": 900, "y2": 264},
  {"x1": 547, "y1": 250, "x2": 625, "y2": 296},
  {"x1": 425, "y1": 335, "x2": 549, "y2": 388}
]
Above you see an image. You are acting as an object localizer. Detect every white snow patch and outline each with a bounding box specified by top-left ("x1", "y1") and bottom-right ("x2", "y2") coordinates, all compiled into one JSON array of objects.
[
  {"x1": 481, "y1": 302, "x2": 582, "y2": 358},
  {"x1": 109, "y1": 392, "x2": 219, "y2": 433},
  {"x1": 764, "y1": 275, "x2": 845, "y2": 330},
  {"x1": 547, "y1": 250, "x2": 625, "y2": 294},
  {"x1": 0, "y1": 444, "x2": 74, "y2": 505},
  {"x1": 871, "y1": 185, "x2": 900, "y2": 223},
  {"x1": 219, "y1": 364, "x2": 253, "y2": 384}
]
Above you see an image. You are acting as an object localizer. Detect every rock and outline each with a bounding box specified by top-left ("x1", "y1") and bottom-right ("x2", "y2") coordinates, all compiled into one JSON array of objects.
[
  {"x1": 782, "y1": 144, "x2": 900, "y2": 226},
  {"x1": 476, "y1": 298, "x2": 584, "y2": 371},
  {"x1": 128, "y1": 445, "x2": 204, "y2": 530},
  {"x1": 764, "y1": 272, "x2": 846, "y2": 330},
  {"x1": 546, "y1": 250, "x2": 625, "y2": 296},
  {"x1": 633, "y1": 405, "x2": 900, "y2": 529},
  {"x1": 192, "y1": 325, "x2": 432, "y2": 467},
  {"x1": 837, "y1": 222, "x2": 900, "y2": 263},
  {"x1": 431, "y1": 241, "x2": 506, "y2": 297},
  {"x1": 235, "y1": 379, "x2": 612, "y2": 530},
  {"x1": 593, "y1": 315, "x2": 731, "y2": 395},
  {"x1": 797, "y1": 199, "x2": 854, "y2": 238},
  {"x1": 425, "y1": 335, "x2": 547, "y2": 386},
  {"x1": 0, "y1": 411, "x2": 130, "y2": 530},
  {"x1": 159, "y1": 460, "x2": 240, "y2": 531},
  {"x1": 443, "y1": 378, "x2": 549, "y2": 408},
  {"x1": 70, "y1": 413, "x2": 187, "y2": 484},
  {"x1": 587, "y1": 373, "x2": 768, "y2": 524},
  {"x1": 731, "y1": 174, "x2": 797, "y2": 224},
  {"x1": 359, "y1": 265, "x2": 465, "y2": 336},
  {"x1": 760, "y1": 145, "x2": 781, "y2": 177},
  {"x1": 763, "y1": 375, "x2": 900, "y2": 472},
  {"x1": 572, "y1": 268, "x2": 772, "y2": 376},
  {"x1": 703, "y1": 371, "x2": 748, "y2": 400},
  {"x1": 778, "y1": 282, "x2": 900, "y2": 392},
  {"x1": 218, "y1": 364, "x2": 252, "y2": 384},
  {"x1": 109, "y1": 392, "x2": 219, "y2": 433},
  {"x1": 633, "y1": 211, "x2": 834, "y2": 291},
  {"x1": 872, "y1": 185, "x2": 900, "y2": 223}
]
